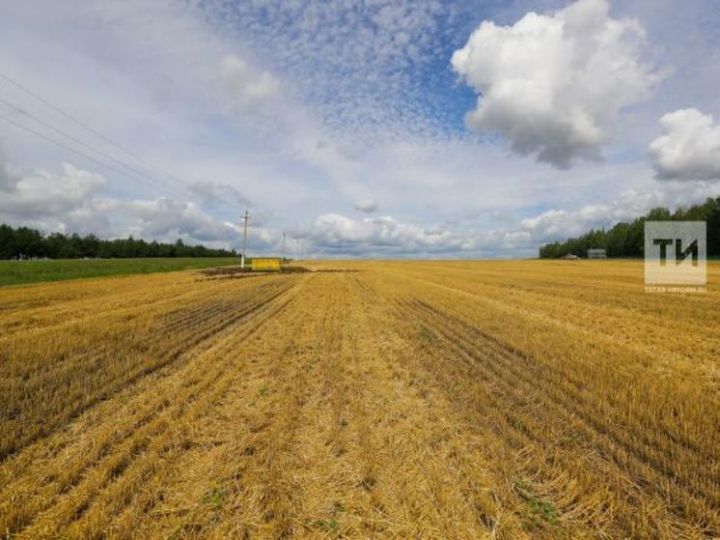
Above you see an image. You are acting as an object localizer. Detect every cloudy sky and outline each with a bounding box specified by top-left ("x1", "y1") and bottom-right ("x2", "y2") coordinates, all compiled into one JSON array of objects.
[{"x1": 1, "y1": 0, "x2": 719, "y2": 258}]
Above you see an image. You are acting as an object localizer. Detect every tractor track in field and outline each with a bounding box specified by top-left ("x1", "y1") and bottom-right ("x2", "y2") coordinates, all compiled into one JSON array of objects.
[
  {"x1": 139, "y1": 274, "x2": 348, "y2": 539},
  {"x1": 0, "y1": 275, "x2": 305, "y2": 538},
  {"x1": 389, "y1": 267, "x2": 720, "y2": 373},
  {"x1": 408, "y1": 297, "x2": 715, "y2": 470},
  {"x1": 0, "y1": 275, "x2": 244, "y2": 339},
  {"x1": 395, "y1": 297, "x2": 720, "y2": 536},
  {"x1": 6, "y1": 279, "x2": 293, "y2": 395},
  {"x1": 0, "y1": 277, "x2": 299, "y2": 460}
]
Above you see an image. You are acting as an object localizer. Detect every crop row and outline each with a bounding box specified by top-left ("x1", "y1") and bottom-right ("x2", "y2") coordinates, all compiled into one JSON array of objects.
[
  {"x1": 0, "y1": 276, "x2": 302, "y2": 537},
  {"x1": 395, "y1": 297, "x2": 719, "y2": 538},
  {"x1": 0, "y1": 277, "x2": 299, "y2": 460}
]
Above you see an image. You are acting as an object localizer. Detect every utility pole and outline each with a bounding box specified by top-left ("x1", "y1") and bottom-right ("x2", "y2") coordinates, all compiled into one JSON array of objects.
[
  {"x1": 296, "y1": 238, "x2": 300, "y2": 261},
  {"x1": 281, "y1": 232, "x2": 286, "y2": 264},
  {"x1": 240, "y1": 210, "x2": 249, "y2": 269}
]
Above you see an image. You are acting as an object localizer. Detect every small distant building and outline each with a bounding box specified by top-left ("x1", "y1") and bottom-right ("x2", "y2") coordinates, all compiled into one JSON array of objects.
[
  {"x1": 561, "y1": 253, "x2": 580, "y2": 260},
  {"x1": 250, "y1": 257, "x2": 282, "y2": 272},
  {"x1": 587, "y1": 248, "x2": 607, "y2": 259}
]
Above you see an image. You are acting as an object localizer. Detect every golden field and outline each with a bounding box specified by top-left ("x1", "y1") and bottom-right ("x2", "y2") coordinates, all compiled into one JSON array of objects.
[{"x1": 0, "y1": 260, "x2": 718, "y2": 539}]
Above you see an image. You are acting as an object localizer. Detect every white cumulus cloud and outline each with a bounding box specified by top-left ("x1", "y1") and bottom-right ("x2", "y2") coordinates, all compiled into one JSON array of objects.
[
  {"x1": 519, "y1": 181, "x2": 720, "y2": 242},
  {"x1": 0, "y1": 157, "x2": 260, "y2": 248},
  {"x1": 307, "y1": 213, "x2": 455, "y2": 255},
  {"x1": 117, "y1": 198, "x2": 239, "y2": 243},
  {"x1": 0, "y1": 162, "x2": 105, "y2": 222},
  {"x1": 451, "y1": 0, "x2": 659, "y2": 168},
  {"x1": 650, "y1": 108, "x2": 720, "y2": 180}
]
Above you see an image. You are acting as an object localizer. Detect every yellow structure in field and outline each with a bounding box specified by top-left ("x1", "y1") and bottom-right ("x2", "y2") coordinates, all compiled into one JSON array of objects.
[{"x1": 251, "y1": 257, "x2": 282, "y2": 272}]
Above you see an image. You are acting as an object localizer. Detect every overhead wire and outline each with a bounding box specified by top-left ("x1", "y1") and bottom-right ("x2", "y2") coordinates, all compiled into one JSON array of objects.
[
  {"x1": 0, "y1": 71, "x2": 170, "y2": 175},
  {"x1": 0, "y1": 113, "x2": 136, "y2": 177},
  {"x1": 0, "y1": 97, "x2": 191, "y2": 199},
  {"x1": 0, "y1": 70, "x2": 232, "y2": 205}
]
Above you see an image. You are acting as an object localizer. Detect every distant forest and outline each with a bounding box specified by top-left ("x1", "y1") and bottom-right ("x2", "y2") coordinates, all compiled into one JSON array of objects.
[
  {"x1": 539, "y1": 197, "x2": 720, "y2": 258},
  {"x1": 0, "y1": 224, "x2": 238, "y2": 259}
]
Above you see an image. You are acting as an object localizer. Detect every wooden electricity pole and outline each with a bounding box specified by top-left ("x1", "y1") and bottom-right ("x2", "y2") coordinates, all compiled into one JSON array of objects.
[
  {"x1": 241, "y1": 210, "x2": 249, "y2": 269},
  {"x1": 281, "y1": 232, "x2": 286, "y2": 263}
]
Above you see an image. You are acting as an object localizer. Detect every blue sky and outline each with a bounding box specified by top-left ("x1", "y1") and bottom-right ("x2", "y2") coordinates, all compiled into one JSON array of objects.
[{"x1": 1, "y1": 0, "x2": 719, "y2": 258}]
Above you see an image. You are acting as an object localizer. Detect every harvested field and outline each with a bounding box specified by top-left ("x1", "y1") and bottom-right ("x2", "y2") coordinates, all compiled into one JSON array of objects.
[{"x1": 1, "y1": 260, "x2": 718, "y2": 539}]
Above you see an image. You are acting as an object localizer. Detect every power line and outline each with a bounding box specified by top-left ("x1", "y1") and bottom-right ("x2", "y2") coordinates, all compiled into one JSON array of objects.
[
  {"x1": 0, "y1": 97, "x2": 189, "y2": 198},
  {"x1": 0, "y1": 69, "x2": 256, "y2": 255},
  {"x1": 0, "y1": 113, "x2": 138, "y2": 177},
  {"x1": 0, "y1": 70, "x2": 156, "y2": 169},
  {"x1": 241, "y1": 210, "x2": 249, "y2": 269},
  {"x1": 0, "y1": 70, "x2": 230, "y2": 204},
  {"x1": 0, "y1": 109, "x2": 191, "y2": 201},
  {"x1": 3, "y1": 112, "x2": 252, "y2": 253}
]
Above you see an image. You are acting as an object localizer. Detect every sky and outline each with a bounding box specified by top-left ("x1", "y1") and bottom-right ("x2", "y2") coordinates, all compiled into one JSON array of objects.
[{"x1": 1, "y1": 0, "x2": 719, "y2": 258}]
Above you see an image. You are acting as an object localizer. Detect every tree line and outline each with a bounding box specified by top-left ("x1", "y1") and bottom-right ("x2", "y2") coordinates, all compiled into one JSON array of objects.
[
  {"x1": 0, "y1": 224, "x2": 238, "y2": 259},
  {"x1": 539, "y1": 197, "x2": 720, "y2": 258}
]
